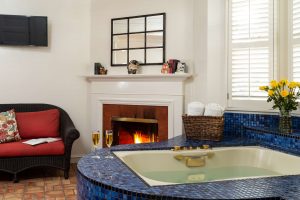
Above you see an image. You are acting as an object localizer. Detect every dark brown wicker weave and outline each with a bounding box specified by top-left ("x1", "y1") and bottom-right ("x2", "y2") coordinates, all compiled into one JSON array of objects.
[
  {"x1": 182, "y1": 114, "x2": 224, "y2": 141},
  {"x1": 0, "y1": 103, "x2": 80, "y2": 182}
]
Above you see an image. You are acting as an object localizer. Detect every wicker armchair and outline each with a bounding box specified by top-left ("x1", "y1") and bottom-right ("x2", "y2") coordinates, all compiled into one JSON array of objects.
[{"x1": 0, "y1": 103, "x2": 80, "y2": 182}]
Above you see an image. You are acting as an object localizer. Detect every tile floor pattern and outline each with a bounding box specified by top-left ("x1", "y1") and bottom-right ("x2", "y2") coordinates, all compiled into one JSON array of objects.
[{"x1": 0, "y1": 164, "x2": 77, "y2": 200}]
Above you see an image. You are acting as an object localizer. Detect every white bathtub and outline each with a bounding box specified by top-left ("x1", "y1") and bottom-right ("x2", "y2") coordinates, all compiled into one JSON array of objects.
[{"x1": 114, "y1": 146, "x2": 300, "y2": 186}]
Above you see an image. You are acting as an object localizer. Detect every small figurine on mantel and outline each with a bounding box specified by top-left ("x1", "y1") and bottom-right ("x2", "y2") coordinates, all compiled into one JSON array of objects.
[
  {"x1": 94, "y1": 63, "x2": 107, "y2": 75},
  {"x1": 161, "y1": 62, "x2": 171, "y2": 74},
  {"x1": 127, "y1": 60, "x2": 140, "y2": 74},
  {"x1": 175, "y1": 62, "x2": 187, "y2": 74},
  {"x1": 99, "y1": 66, "x2": 108, "y2": 75}
]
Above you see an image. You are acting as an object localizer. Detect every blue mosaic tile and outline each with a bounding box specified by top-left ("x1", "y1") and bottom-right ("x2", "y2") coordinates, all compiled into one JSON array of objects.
[
  {"x1": 77, "y1": 111, "x2": 300, "y2": 200},
  {"x1": 77, "y1": 136, "x2": 299, "y2": 199}
]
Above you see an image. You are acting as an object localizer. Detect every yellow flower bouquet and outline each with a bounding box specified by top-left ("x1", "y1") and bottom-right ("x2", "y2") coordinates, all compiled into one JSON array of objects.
[{"x1": 259, "y1": 79, "x2": 300, "y2": 133}]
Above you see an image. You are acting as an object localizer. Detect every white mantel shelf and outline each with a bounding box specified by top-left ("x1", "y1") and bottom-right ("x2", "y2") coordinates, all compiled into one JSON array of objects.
[{"x1": 85, "y1": 73, "x2": 192, "y2": 82}]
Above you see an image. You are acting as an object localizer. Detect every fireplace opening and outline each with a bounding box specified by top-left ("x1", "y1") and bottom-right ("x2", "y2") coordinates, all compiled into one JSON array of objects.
[
  {"x1": 112, "y1": 117, "x2": 158, "y2": 145},
  {"x1": 102, "y1": 104, "x2": 168, "y2": 147}
]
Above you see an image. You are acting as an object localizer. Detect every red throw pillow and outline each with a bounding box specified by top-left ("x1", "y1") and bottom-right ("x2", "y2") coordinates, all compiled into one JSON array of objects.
[{"x1": 16, "y1": 109, "x2": 60, "y2": 139}]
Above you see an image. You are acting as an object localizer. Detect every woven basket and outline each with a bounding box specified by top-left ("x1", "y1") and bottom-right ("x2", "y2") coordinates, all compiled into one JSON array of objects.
[{"x1": 182, "y1": 114, "x2": 224, "y2": 141}]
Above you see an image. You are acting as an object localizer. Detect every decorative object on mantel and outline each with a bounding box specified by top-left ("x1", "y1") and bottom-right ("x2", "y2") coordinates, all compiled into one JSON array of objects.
[
  {"x1": 94, "y1": 63, "x2": 101, "y2": 75},
  {"x1": 127, "y1": 60, "x2": 140, "y2": 74},
  {"x1": 99, "y1": 66, "x2": 108, "y2": 75},
  {"x1": 161, "y1": 62, "x2": 171, "y2": 74},
  {"x1": 168, "y1": 59, "x2": 179, "y2": 73},
  {"x1": 175, "y1": 62, "x2": 187, "y2": 74},
  {"x1": 94, "y1": 63, "x2": 107, "y2": 75},
  {"x1": 259, "y1": 80, "x2": 300, "y2": 134},
  {"x1": 161, "y1": 59, "x2": 187, "y2": 74},
  {"x1": 183, "y1": 102, "x2": 224, "y2": 141}
]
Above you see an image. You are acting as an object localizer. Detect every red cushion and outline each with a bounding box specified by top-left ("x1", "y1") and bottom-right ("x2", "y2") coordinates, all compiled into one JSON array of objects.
[
  {"x1": 0, "y1": 139, "x2": 64, "y2": 157},
  {"x1": 16, "y1": 109, "x2": 60, "y2": 139}
]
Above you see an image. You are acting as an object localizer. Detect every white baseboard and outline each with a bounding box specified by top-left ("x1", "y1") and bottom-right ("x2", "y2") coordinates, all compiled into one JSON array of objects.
[{"x1": 71, "y1": 154, "x2": 85, "y2": 163}]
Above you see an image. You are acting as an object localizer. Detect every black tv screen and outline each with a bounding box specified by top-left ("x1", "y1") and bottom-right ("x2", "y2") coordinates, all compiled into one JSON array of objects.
[
  {"x1": 0, "y1": 14, "x2": 48, "y2": 46},
  {"x1": 29, "y1": 16, "x2": 48, "y2": 46}
]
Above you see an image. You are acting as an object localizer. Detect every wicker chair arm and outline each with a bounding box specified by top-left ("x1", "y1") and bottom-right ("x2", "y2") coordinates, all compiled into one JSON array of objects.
[{"x1": 60, "y1": 111, "x2": 80, "y2": 148}]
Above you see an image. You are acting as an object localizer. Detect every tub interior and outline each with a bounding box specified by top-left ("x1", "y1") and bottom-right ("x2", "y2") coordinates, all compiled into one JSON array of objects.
[{"x1": 114, "y1": 146, "x2": 300, "y2": 186}]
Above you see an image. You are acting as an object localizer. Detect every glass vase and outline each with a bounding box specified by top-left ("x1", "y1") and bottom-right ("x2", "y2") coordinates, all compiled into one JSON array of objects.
[{"x1": 279, "y1": 109, "x2": 292, "y2": 134}]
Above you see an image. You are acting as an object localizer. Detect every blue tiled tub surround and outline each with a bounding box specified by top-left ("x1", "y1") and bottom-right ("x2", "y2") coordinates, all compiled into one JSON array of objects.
[
  {"x1": 244, "y1": 127, "x2": 300, "y2": 156},
  {"x1": 224, "y1": 112, "x2": 279, "y2": 137},
  {"x1": 224, "y1": 112, "x2": 300, "y2": 155},
  {"x1": 224, "y1": 112, "x2": 300, "y2": 137},
  {"x1": 77, "y1": 137, "x2": 300, "y2": 200}
]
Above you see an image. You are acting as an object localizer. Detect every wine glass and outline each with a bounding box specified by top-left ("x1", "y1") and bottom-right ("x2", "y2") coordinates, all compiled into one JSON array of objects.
[
  {"x1": 105, "y1": 130, "x2": 113, "y2": 147},
  {"x1": 105, "y1": 130, "x2": 114, "y2": 158},
  {"x1": 91, "y1": 131, "x2": 101, "y2": 159}
]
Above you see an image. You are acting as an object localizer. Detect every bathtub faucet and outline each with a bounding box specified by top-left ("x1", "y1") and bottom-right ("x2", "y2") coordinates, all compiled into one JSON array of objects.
[
  {"x1": 172, "y1": 144, "x2": 212, "y2": 151},
  {"x1": 174, "y1": 153, "x2": 214, "y2": 167},
  {"x1": 202, "y1": 144, "x2": 212, "y2": 150},
  {"x1": 174, "y1": 154, "x2": 208, "y2": 160}
]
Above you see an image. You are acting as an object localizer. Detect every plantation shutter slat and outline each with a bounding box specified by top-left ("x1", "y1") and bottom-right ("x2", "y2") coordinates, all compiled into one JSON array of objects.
[
  {"x1": 292, "y1": 0, "x2": 300, "y2": 81},
  {"x1": 229, "y1": 0, "x2": 273, "y2": 100}
]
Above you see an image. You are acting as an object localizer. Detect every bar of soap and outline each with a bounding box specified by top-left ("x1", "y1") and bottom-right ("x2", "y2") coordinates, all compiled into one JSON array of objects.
[{"x1": 187, "y1": 173, "x2": 206, "y2": 182}]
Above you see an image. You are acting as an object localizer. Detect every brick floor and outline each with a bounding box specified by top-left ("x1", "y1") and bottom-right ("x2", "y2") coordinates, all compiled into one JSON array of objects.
[{"x1": 0, "y1": 163, "x2": 77, "y2": 200}]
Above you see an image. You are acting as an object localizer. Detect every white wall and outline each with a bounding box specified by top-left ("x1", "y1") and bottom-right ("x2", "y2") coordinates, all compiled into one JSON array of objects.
[
  {"x1": 186, "y1": 0, "x2": 226, "y2": 108},
  {"x1": 90, "y1": 0, "x2": 194, "y2": 75},
  {"x1": 0, "y1": 0, "x2": 91, "y2": 157},
  {"x1": 0, "y1": 0, "x2": 227, "y2": 156}
]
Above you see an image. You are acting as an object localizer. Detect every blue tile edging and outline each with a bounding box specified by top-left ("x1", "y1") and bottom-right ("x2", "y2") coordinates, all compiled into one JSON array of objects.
[
  {"x1": 77, "y1": 169, "x2": 286, "y2": 200},
  {"x1": 77, "y1": 136, "x2": 300, "y2": 200},
  {"x1": 224, "y1": 112, "x2": 278, "y2": 137},
  {"x1": 224, "y1": 112, "x2": 300, "y2": 154},
  {"x1": 77, "y1": 112, "x2": 300, "y2": 200}
]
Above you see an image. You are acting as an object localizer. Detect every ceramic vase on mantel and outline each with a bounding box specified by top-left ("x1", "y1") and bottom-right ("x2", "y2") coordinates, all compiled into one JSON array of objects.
[{"x1": 279, "y1": 109, "x2": 292, "y2": 134}]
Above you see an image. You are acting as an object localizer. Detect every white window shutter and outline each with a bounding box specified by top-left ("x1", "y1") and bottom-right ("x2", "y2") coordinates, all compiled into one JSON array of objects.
[
  {"x1": 292, "y1": 0, "x2": 300, "y2": 81},
  {"x1": 229, "y1": 0, "x2": 274, "y2": 101}
]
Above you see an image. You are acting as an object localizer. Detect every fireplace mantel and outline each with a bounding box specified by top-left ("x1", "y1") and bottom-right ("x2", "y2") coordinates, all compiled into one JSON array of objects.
[
  {"x1": 87, "y1": 73, "x2": 192, "y2": 147},
  {"x1": 85, "y1": 73, "x2": 191, "y2": 82}
]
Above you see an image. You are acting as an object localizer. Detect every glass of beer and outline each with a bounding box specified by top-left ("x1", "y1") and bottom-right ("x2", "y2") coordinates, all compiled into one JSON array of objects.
[{"x1": 105, "y1": 130, "x2": 114, "y2": 159}]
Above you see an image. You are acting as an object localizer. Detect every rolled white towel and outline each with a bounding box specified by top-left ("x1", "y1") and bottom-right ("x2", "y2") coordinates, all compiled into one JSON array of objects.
[
  {"x1": 187, "y1": 102, "x2": 205, "y2": 116},
  {"x1": 204, "y1": 103, "x2": 224, "y2": 117}
]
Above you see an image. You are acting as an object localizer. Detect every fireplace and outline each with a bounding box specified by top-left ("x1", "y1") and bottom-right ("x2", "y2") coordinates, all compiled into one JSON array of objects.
[
  {"x1": 112, "y1": 117, "x2": 158, "y2": 145},
  {"x1": 103, "y1": 104, "x2": 168, "y2": 147}
]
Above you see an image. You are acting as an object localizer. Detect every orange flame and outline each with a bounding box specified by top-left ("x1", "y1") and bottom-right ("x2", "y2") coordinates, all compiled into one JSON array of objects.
[{"x1": 133, "y1": 131, "x2": 155, "y2": 144}]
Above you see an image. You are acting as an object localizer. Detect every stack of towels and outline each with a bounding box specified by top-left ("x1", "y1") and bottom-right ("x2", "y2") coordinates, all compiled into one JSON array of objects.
[{"x1": 187, "y1": 102, "x2": 224, "y2": 117}]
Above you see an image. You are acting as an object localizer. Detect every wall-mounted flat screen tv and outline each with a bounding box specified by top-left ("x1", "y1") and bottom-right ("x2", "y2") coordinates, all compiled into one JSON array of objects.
[{"x1": 0, "y1": 14, "x2": 48, "y2": 46}]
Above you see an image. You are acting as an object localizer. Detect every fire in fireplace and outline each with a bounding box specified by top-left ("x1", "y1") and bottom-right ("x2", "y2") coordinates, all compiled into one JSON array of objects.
[
  {"x1": 112, "y1": 117, "x2": 158, "y2": 145},
  {"x1": 133, "y1": 131, "x2": 156, "y2": 144},
  {"x1": 102, "y1": 104, "x2": 168, "y2": 147}
]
